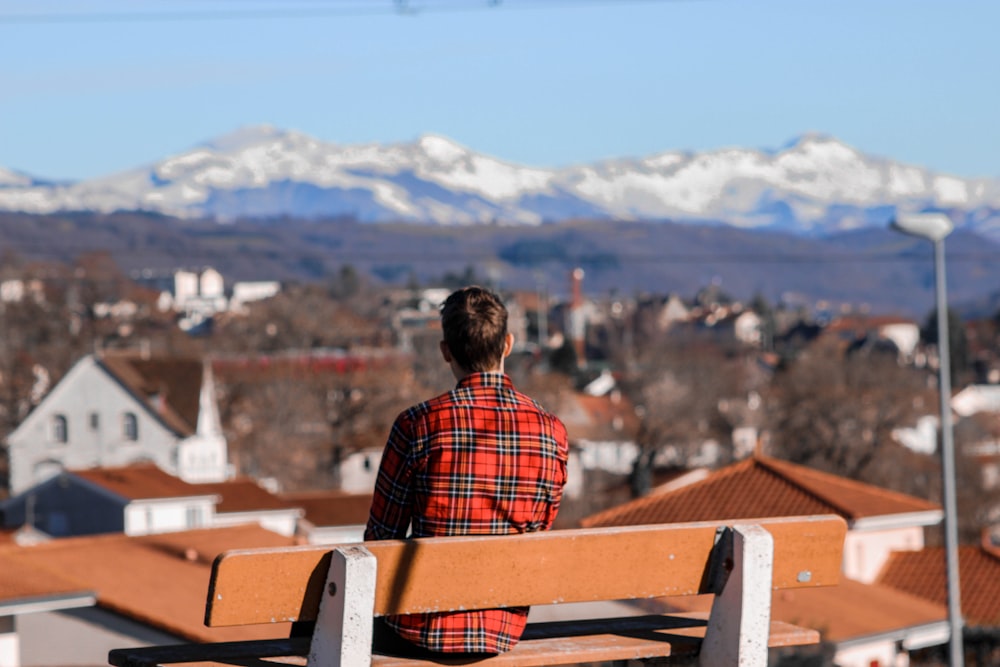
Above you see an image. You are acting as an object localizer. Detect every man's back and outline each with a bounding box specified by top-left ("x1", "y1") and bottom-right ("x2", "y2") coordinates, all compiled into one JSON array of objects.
[{"x1": 365, "y1": 372, "x2": 568, "y2": 652}]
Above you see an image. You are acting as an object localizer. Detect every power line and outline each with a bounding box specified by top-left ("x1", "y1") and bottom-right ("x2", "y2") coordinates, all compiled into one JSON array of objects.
[{"x1": 0, "y1": 0, "x2": 695, "y2": 25}]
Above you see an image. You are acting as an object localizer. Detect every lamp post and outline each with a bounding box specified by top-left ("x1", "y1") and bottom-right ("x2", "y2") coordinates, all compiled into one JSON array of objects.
[{"x1": 890, "y1": 212, "x2": 963, "y2": 667}]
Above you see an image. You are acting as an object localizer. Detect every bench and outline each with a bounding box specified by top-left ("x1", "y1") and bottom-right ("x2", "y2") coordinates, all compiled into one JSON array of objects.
[{"x1": 109, "y1": 514, "x2": 845, "y2": 667}]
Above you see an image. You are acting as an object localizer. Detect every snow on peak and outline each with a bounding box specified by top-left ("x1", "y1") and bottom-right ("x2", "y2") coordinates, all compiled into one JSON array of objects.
[
  {"x1": 0, "y1": 166, "x2": 35, "y2": 187},
  {"x1": 1, "y1": 128, "x2": 998, "y2": 232},
  {"x1": 201, "y1": 125, "x2": 287, "y2": 152},
  {"x1": 417, "y1": 134, "x2": 470, "y2": 163}
]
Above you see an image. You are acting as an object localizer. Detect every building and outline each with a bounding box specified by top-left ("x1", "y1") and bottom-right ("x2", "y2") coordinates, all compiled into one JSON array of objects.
[
  {"x1": 0, "y1": 525, "x2": 294, "y2": 667},
  {"x1": 2, "y1": 464, "x2": 310, "y2": 539},
  {"x1": 280, "y1": 490, "x2": 373, "y2": 544},
  {"x1": 580, "y1": 455, "x2": 948, "y2": 666},
  {"x1": 5, "y1": 352, "x2": 230, "y2": 495}
]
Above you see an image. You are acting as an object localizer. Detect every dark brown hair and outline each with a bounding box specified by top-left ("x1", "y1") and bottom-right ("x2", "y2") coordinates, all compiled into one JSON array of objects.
[{"x1": 440, "y1": 286, "x2": 508, "y2": 372}]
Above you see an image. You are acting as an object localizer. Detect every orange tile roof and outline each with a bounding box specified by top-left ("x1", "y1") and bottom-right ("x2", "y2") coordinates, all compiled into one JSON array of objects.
[
  {"x1": 0, "y1": 525, "x2": 296, "y2": 642},
  {"x1": 658, "y1": 578, "x2": 945, "y2": 643},
  {"x1": 73, "y1": 463, "x2": 216, "y2": 501},
  {"x1": 280, "y1": 490, "x2": 373, "y2": 526},
  {"x1": 0, "y1": 551, "x2": 91, "y2": 603},
  {"x1": 188, "y1": 478, "x2": 301, "y2": 514},
  {"x1": 98, "y1": 352, "x2": 203, "y2": 436},
  {"x1": 580, "y1": 455, "x2": 940, "y2": 528},
  {"x1": 878, "y1": 545, "x2": 1000, "y2": 628}
]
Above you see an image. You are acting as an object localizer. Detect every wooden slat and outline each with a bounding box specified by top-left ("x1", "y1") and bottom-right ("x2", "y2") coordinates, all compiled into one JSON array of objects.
[
  {"x1": 108, "y1": 614, "x2": 819, "y2": 667},
  {"x1": 206, "y1": 515, "x2": 845, "y2": 626}
]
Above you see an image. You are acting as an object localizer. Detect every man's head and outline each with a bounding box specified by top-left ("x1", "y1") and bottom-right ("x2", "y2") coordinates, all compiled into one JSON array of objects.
[{"x1": 440, "y1": 286, "x2": 512, "y2": 375}]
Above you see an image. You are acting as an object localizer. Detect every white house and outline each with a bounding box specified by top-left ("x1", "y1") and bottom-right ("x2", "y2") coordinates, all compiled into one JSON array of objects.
[
  {"x1": 5, "y1": 352, "x2": 230, "y2": 495},
  {"x1": 952, "y1": 384, "x2": 1000, "y2": 418}
]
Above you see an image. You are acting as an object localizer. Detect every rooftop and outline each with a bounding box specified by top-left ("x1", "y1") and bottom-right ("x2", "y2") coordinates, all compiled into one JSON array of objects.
[
  {"x1": 878, "y1": 545, "x2": 1000, "y2": 628},
  {"x1": 280, "y1": 490, "x2": 372, "y2": 526},
  {"x1": 656, "y1": 578, "x2": 946, "y2": 645},
  {"x1": 0, "y1": 524, "x2": 296, "y2": 642},
  {"x1": 581, "y1": 455, "x2": 941, "y2": 528},
  {"x1": 98, "y1": 351, "x2": 204, "y2": 436},
  {"x1": 73, "y1": 463, "x2": 215, "y2": 501}
]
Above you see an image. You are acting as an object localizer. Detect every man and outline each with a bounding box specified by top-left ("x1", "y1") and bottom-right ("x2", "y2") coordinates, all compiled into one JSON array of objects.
[{"x1": 365, "y1": 286, "x2": 569, "y2": 655}]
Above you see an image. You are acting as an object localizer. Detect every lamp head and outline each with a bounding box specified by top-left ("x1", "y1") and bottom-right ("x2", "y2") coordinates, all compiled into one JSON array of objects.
[{"x1": 890, "y1": 212, "x2": 954, "y2": 242}]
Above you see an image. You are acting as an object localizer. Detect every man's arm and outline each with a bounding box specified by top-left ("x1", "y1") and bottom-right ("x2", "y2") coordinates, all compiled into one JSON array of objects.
[{"x1": 364, "y1": 417, "x2": 416, "y2": 540}]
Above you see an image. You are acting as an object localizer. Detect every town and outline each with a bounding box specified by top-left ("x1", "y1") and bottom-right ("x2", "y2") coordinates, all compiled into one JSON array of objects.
[{"x1": 1, "y1": 255, "x2": 1000, "y2": 667}]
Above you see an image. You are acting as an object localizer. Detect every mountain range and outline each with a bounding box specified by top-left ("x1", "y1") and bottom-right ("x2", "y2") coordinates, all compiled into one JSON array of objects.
[{"x1": 2, "y1": 127, "x2": 999, "y2": 238}]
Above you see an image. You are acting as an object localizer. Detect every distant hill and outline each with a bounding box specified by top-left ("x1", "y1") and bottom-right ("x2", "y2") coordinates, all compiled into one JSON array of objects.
[
  {"x1": 2, "y1": 212, "x2": 998, "y2": 318},
  {"x1": 1, "y1": 127, "x2": 999, "y2": 239}
]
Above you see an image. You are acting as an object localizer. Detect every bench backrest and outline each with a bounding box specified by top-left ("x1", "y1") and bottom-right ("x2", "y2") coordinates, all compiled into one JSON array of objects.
[{"x1": 206, "y1": 514, "x2": 845, "y2": 627}]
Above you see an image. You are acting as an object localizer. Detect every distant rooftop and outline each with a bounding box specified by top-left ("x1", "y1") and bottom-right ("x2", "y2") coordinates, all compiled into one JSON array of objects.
[
  {"x1": 0, "y1": 524, "x2": 295, "y2": 642},
  {"x1": 879, "y1": 545, "x2": 1000, "y2": 628},
  {"x1": 73, "y1": 463, "x2": 216, "y2": 501},
  {"x1": 658, "y1": 577, "x2": 946, "y2": 645},
  {"x1": 581, "y1": 455, "x2": 941, "y2": 528},
  {"x1": 280, "y1": 490, "x2": 372, "y2": 527}
]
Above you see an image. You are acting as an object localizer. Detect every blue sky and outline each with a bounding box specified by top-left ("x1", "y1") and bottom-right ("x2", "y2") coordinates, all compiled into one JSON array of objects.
[{"x1": 2, "y1": 0, "x2": 997, "y2": 181}]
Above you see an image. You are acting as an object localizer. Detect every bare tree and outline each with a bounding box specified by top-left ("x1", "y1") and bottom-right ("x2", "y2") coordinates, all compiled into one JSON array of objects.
[
  {"x1": 620, "y1": 338, "x2": 754, "y2": 496},
  {"x1": 764, "y1": 341, "x2": 929, "y2": 484}
]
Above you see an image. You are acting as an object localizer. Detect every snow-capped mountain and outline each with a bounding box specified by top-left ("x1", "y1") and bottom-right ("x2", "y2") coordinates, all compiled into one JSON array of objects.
[{"x1": 2, "y1": 126, "x2": 999, "y2": 236}]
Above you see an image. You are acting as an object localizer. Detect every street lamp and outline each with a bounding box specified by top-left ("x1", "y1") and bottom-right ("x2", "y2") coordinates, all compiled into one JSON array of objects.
[{"x1": 890, "y1": 212, "x2": 963, "y2": 667}]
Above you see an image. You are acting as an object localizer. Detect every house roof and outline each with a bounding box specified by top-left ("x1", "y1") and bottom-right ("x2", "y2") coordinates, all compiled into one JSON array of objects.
[
  {"x1": 878, "y1": 545, "x2": 1000, "y2": 628},
  {"x1": 0, "y1": 550, "x2": 91, "y2": 604},
  {"x1": 580, "y1": 455, "x2": 940, "y2": 528},
  {"x1": 279, "y1": 490, "x2": 373, "y2": 527},
  {"x1": 72, "y1": 463, "x2": 216, "y2": 501},
  {"x1": 0, "y1": 525, "x2": 296, "y2": 642},
  {"x1": 657, "y1": 578, "x2": 946, "y2": 644},
  {"x1": 98, "y1": 351, "x2": 203, "y2": 436},
  {"x1": 188, "y1": 478, "x2": 301, "y2": 514},
  {"x1": 558, "y1": 392, "x2": 641, "y2": 443}
]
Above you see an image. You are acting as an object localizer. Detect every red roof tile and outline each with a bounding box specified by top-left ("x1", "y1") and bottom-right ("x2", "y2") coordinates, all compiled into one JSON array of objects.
[
  {"x1": 188, "y1": 478, "x2": 300, "y2": 514},
  {"x1": 878, "y1": 545, "x2": 1000, "y2": 628},
  {"x1": 581, "y1": 456, "x2": 940, "y2": 528},
  {"x1": 98, "y1": 352, "x2": 203, "y2": 436},
  {"x1": 658, "y1": 578, "x2": 945, "y2": 643},
  {"x1": 280, "y1": 490, "x2": 373, "y2": 526},
  {"x1": 0, "y1": 525, "x2": 295, "y2": 641},
  {"x1": 0, "y1": 552, "x2": 91, "y2": 603},
  {"x1": 73, "y1": 463, "x2": 215, "y2": 501}
]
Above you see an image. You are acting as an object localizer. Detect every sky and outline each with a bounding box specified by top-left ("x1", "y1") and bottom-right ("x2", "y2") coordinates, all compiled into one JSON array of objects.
[{"x1": 2, "y1": 0, "x2": 998, "y2": 182}]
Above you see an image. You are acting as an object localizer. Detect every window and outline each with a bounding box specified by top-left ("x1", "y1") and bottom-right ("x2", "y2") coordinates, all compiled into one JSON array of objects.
[
  {"x1": 51, "y1": 414, "x2": 68, "y2": 443},
  {"x1": 123, "y1": 412, "x2": 138, "y2": 441},
  {"x1": 90, "y1": 412, "x2": 100, "y2": 430}
]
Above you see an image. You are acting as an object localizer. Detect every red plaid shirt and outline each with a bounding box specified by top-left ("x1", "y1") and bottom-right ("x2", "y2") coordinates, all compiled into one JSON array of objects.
[{"x1": 365, "y1": 372, "x2": 569, "y2": 653}]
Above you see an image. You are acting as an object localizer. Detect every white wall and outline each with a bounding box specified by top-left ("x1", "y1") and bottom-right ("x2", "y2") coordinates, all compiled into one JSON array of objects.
[
  {"x1": 835, "y1": 638, "x2": 907, "y2": 667},
  {"x1": 844, "y1": 526, "x2": 925, "y2": 583},
  {"x1": 575, "y1": 441, "x2": 639, "y2": 476},
  {"x1": 0, "y1": 616, "x2": 18, "y2": 667},
  {"x1": 212, "y1": 511, "x2": 300, "y2": 538},
  {"x1": 7, "y1": 357, "x2": 183, "y2": 495},
  {"x1": 16, "y1": 608, "x2": 178, "y2": 667},
  {"x1": 339, "y1": 449, "x2": 382, "y2": 494},
  {"x1": 304, "y1": 524, "x2": 366, "y2": 545},
  {"x1": 123, "y1": 498, "x2": 215, "y2": 536},
  {"x1": 177, "y1": 434, "x2": 228, "y2": 483}
]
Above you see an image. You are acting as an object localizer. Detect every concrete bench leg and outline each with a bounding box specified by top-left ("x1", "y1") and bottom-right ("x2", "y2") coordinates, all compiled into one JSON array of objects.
[
  {"x1": 699, "y1": 524, "x2": 774, "y2": 667},
  {"x1": 309, "y1": 546, "x2": 377, "y2": 667}
]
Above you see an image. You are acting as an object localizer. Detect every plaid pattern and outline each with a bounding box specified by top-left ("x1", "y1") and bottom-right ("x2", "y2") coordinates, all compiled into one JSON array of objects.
[{"x1": 365, "y1": 372, "x2": 569, "y2": 653}]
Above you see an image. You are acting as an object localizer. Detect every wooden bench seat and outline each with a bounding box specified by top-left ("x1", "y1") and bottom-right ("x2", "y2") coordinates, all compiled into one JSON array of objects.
[{"x1": 109, "y1": 514, "x2": 846, "y2": 667}]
